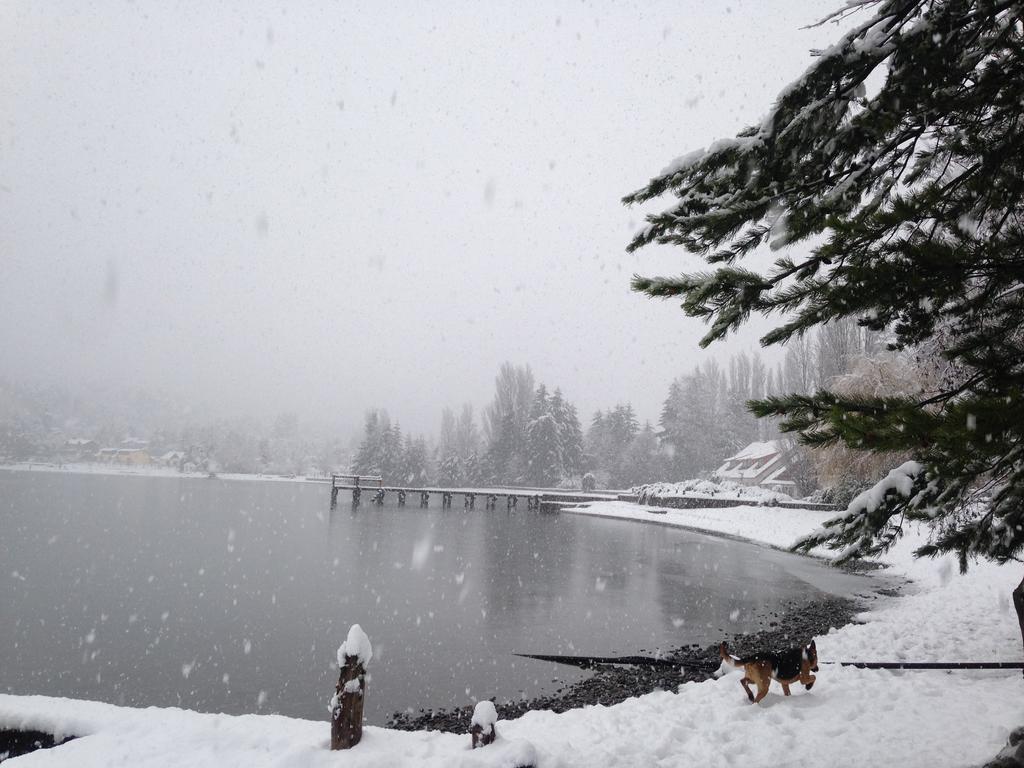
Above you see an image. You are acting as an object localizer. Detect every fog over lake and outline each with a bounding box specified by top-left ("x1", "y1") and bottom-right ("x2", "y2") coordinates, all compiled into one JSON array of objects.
[{"x1": 0, "y1": 1, "x2": 837, "y2": 435}]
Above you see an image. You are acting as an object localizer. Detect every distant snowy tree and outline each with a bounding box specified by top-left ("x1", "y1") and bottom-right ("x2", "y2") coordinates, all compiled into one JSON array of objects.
[
  {"x1": 484, "y1": 409, "x2": 517, "y2": 484},
  {"x1": 614, "y1": 422, "x2": 664, "y2": 488},
  {"x1": 606, "y1": 404, "x2": 639, "y2": 461},
  {"x1": 522, "y1": 385, "x2": 560, "y2": 486},
  {"x1": 625, "y1": 0, "x2": 1024, "y2": 653},
  {"x1": 782, "y1": 335, "x2": 817, "y2": 395},
  {"x1": 438, "y1": 453, "x2": 461, "y2": 487},
  {"x1": 462, "y1": 451, "x2": 482, "y2": 486},
  {"x1": 816, "y1": 318, "x2": 862, "y2": 388},
  {"x1": 583, "y1": 403, "x2": 649, "y2": 485},
  {"x1": 586, "y1": 404, "x2": 639, "y2": 478},
  {"x1": 550, "y1": 389, "x2": 584, "y2": 477},
  {"x1": 482, "y1": 363, "x2": 534, "y2": 483},
  {"x1": 659, "y1": 362, "x2": 729, "y2": 478},
  {"x1": 437, "y1": 407, "x2": 461, "y2": 486},
  {"x1": 353, "y1": 409, "x2": 387, "y2": 477},
  {"x1": 400, "y1": 435, "x2": 430, "y2": 485},
  {"x1": 381, "y1": 421, "x2": 403, "y2": 483},
  {"x1": 526, "y1": 412, "x2": 561, "y2": 487},
  {"x1": 584, "y1": 410, "x2": 608, "y2": 471},
  {"x1": 454, "y1": 403, "x2": 481, "y2": 475}
]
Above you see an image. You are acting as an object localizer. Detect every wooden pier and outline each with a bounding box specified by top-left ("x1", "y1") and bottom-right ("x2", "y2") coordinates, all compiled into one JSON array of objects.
[{"x1": 328, "y1": 474, "x2": 618, "y2": 511}]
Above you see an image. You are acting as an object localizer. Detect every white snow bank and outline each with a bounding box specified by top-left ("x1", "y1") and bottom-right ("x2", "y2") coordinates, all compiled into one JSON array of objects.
[
  {"x1": 337, "y1": 624, "x2": 373, "y2": 667},
  {"x1": 0, "y1": 462, "x2": 326, "y2": 484},
  {"x1": 632, "y1": 478, "x2": 795, "y2": 504},
  {"x1": 573, "y1": 499, "x2": 827, "y2": 552}
]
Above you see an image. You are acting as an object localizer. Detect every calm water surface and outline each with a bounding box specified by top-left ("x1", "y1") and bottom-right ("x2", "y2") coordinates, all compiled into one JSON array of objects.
[{"x1": 0, "y1": 471, "x2": 870, "y2": 723}]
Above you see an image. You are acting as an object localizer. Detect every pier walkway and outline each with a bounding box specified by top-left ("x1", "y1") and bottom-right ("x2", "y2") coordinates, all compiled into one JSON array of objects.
[{"x1": 328, "y1": 474, "x2": 620, "y2": 511}]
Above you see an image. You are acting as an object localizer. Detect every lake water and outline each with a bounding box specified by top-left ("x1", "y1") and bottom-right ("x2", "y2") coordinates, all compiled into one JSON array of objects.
[{"x1": 0, "y1": 471, "x2": 871, "y2": 724}]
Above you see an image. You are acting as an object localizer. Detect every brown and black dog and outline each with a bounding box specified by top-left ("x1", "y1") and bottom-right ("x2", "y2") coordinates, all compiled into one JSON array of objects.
[{"x1": 719, "y1": 639, "x2": 818, "y2": 704}]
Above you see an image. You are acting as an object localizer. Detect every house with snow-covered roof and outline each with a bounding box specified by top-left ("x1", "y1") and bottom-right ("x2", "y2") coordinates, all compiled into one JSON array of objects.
[
  {"x1": 159, "y1": 450, "x2": 185, "y2": 467},
  {"x1": 712, "y1": 440, "x2": 796, "y2": 493},
  {"x1": 98, "y1": 447, "x2": 152, "y2": 465}
]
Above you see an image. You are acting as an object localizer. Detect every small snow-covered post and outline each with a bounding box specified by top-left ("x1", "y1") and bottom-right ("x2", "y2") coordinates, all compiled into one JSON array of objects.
[
  {"x1": 470, "y1": 700, "x2": 498, "y2": 749},
  {"x1": 330, "y1": 624, "x2": 372, "y2": 750}
]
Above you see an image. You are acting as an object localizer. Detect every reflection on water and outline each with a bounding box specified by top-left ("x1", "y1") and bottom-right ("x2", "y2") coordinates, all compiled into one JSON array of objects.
[{"x1": 0, "y1": 472, "x2": 870, "y2": 723}]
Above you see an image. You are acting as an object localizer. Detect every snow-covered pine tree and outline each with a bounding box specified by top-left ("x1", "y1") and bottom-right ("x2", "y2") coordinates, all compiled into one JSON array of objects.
[
  {"x1": 455, "y1": 403, "x2": 481, "y2": 477},
  {"x1": 482, "y1": 363, "x2": 535, "y2": 484},
  {"x1": 462, "y1": 451, "x2": 481, "y2": 486},
  {"x1": 403, "y1": 436, "x2": 430, "y2": 486},
  {"x1": 527, "y1": 412, "x2": 562, "y2": 487},
  {"x1": 526, "y1": 384, "x2": 562, "y2": 486},
  {"x1": 625, "y1": 0, "x2": 1024, "y2": 653},
  {"x1": 549, "y1": 388, "x2": 584, "y2": 478},
  {"x1": 609, "y1": 404, "x2": 639, "y2": 454},
  {"x1": 614, "y1": 422, "x2": 664, "y2": 488},
  {"x1": 437, "y1": 407, "x2": 461, "y2": 486},
  {"x1": 438, "y1": 453, "x2": 461, "y2": 488},
  {"x1": 659, "y1": 363, "x2": 730, "y2": 478},
  {"x1": 353, "y1": 409, "x2": 386, "y2": 477},
  {"x1": 585, "y1": 410, "x2": 609, "y2": 471},
  {"x1": 381, "y1": 421, "x2": 402, "y2": 484}
]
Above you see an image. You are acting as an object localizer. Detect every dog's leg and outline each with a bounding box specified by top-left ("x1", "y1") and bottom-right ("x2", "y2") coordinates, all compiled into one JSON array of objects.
[
  {"x1": 752, "y1": 668, "x2": 771, "y2": 704},
  {"x1": 780, "y1": 681, "x2": 791, "y2": 696},
  {"x1": 740, "y1": 677, "x2": 755, "y2": 702}
]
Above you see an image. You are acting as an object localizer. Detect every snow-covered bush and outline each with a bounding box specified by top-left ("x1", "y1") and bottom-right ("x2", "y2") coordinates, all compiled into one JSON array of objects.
[{"x1": 632, "y1": 479, "x2": 795, "y2": 505}]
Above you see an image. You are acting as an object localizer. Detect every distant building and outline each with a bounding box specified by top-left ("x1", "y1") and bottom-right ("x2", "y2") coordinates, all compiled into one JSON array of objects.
[
  {"x1": 61, "y1": 438, "x2": 98, "y2": 460},
  {"x1": 159, "y1": 450, "x2": 185, "y2": 467},
  {"x1": 98, "y1": 447, "x2": 152, "y2": 465},
  {"x1": 713, "y1": 440, "x2": 796, "y2": 493}
]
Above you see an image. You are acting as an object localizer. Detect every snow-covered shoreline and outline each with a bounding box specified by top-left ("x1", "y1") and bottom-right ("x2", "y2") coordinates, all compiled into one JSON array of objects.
[
  {"x1": 0, "y1": 462, "x2": 328, "y2": 484},
  {"x1": 2, "y1": 499, "x2": 1021, "y2": 766}
]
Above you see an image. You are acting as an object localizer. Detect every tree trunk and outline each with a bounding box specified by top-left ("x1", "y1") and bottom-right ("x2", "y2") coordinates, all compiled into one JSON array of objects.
[
  {"x1": 1014, "y1": 571, "x2": 1024, "y2": 678},
  {"x1": 330, "y1": 654, "x2": 366, "y2": 750},
  {"x1": 471, "y1": 722, "x2": 496, "y2": 749}
]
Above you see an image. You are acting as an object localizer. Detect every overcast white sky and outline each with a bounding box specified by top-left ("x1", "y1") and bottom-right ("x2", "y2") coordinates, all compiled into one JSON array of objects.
[{"x1": 0, "y1": 1, "x2": 840, "y2": 436}]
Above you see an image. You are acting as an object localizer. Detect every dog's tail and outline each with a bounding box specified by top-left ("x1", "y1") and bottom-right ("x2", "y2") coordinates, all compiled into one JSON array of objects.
[{"x1": 719, "y1": 642, "x2": 741, "y2": 668}]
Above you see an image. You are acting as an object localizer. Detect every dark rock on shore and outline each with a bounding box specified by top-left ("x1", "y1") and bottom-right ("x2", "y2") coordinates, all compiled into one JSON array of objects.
[
  {"x1": 983, "y1": 726, "x2": 1024, "y2": 768},
  {"x1": 388, "y1": 594, "x2": 865, "y2": 733},
  {"x1": 0, "y1": 729, "x2": 75, "y2": 761}
]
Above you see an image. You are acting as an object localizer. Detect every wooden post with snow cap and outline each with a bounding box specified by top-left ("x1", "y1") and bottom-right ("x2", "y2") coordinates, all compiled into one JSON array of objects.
[
  {"x1": 330, "y1": 624, "x2": 371, "y2": 750},
  {"x1": 470, "y1": 700, "x2": 498, "y2": 749}
]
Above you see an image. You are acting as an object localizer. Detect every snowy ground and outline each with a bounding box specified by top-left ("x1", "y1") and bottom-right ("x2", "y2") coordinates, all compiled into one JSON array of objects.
[
  {"x1": 0, "y1": 462, "x2": 321, "y2": 484},
  {"x1": 2, "y1": 500, "x2": 1021, "y2": 767},
  {"x1": 631, "y1": 478, "x2": 796, "y2": 505}
]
